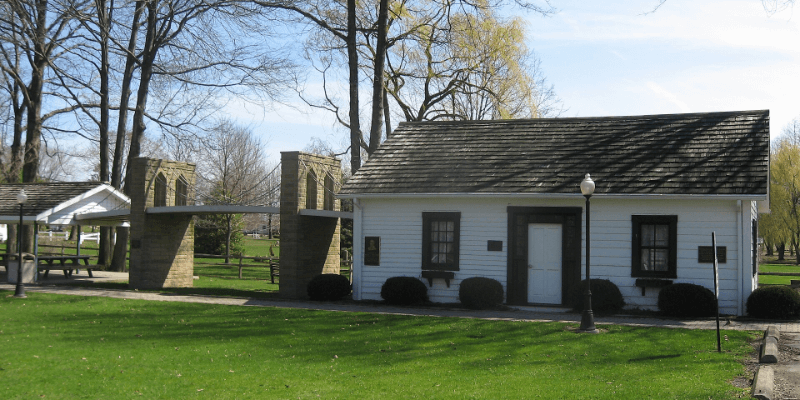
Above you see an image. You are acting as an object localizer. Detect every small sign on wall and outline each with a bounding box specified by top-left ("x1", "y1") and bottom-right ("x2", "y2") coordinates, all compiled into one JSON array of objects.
[
  {"x1": 487, "y1": 240, "x2": 503, "y2": 252},
  {"x1": 364, "y1": 236, "x2": 380, "y2": 266},
  {"x1": 698, "y1": 246, "x2": 726, "y2": 263}
]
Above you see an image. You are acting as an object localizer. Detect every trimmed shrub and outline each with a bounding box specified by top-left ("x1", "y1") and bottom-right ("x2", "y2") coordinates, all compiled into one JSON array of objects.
[
  {"x1": 657, "y1": 283, "x2": 716, "y2": 317},
  {"x1": 307, "y1": 274, "x2": 351, "y2": 301},
  {"x1": 459, "y1": 277, "x2": 504, "y2": 309},
  {"x1": 568, "y1": 279, "x2": 625, "y2": 315},
  {"x1": 381, "y1": 277, "x2": 428, "y2": 305},
  {"x1": 747, "y1": 286, "x2": 800, "y2": 320}
]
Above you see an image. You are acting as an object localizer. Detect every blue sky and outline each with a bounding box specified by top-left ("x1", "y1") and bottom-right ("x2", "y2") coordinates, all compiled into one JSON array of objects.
[{"x1": 231, "y1": 0, "x2": 800, "y2": 164}]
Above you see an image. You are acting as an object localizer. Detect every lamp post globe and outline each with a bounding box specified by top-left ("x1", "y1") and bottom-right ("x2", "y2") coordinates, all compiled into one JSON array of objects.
[
  {"x1": 14, "y1": 189, "x2": 28, "y2": 298},
  {"x1": 578, "y1": 174, "x2": 597, "y2": 333}
]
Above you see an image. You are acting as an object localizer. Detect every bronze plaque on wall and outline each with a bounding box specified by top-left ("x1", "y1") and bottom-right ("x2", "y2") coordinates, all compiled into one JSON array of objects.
[
  {"x1": 364, "y1": 236, "x2": 380, "y2": 266},
  {"x1": 698, "y1": 246, "x2": 726, "y2": 263}
]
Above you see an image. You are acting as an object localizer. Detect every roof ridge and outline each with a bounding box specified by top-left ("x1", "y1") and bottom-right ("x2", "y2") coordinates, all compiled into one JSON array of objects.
[{"x1": 395, "y1": 110, "x2": 769, "y2": 128}]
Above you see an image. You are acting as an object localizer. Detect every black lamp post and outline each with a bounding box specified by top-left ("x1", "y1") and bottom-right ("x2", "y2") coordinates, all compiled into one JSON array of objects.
[
  {"x1": 578, "y1": 174, "x2": 597, "y2": 333},
  {"x1": 14, "y1": 189, "x2": 28, "y2": 298}
]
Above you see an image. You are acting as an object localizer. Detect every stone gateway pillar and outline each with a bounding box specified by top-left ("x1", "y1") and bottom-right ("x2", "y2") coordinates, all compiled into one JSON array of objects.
[
  {"x1": 128, "y1": 158, "x2": 196, "y2": 289},
  {"x1": 279, "y1": 152, "x2": 342, "y2": 299}
]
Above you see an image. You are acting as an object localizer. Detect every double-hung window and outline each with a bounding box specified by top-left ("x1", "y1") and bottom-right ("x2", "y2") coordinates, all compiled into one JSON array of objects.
[
  {"x1": 422, "y1": 212, "x2": 460, "y2": 271},
  {"x1": 632, "y1": 215, "x2": 677, "y2": 278}
]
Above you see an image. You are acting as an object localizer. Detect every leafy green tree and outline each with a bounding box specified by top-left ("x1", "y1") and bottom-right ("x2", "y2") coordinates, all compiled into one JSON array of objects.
[
  {"x1": 765, "y1": 119, "x2": 800, "y2": 263},
  {"x1": 194, "y1": 212, "x2": 246, "y2": 256}
]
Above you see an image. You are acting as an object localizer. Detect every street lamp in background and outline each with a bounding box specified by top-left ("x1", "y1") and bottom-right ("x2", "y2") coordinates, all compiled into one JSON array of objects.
[
  {"x1": 578, "y1": 174, "x2": 598, "y2": 333},
  {"x1": 14, "y1": 189, "x2": 28, "y2": 298}
]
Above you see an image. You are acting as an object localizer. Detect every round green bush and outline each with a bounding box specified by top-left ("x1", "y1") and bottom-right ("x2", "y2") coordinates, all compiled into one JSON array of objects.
[
  {"x1": 747, "y1": 286, "x2": 800, "y2": 320},
  {"x1": 380, "y1": 277, "x2": 428, "y2": 305},
  {"x1": 658, "y1": 283, "x2": 717, "y2": 317},
  {"x1": 307, "y1": 274, "x2": 351, "y2": 301},
  {"x1": 459, "y1": 277, "x2": 504, "y2": 309},
  {"x1": 568, "y1": 279, "x2": 625, "y2": 315}
]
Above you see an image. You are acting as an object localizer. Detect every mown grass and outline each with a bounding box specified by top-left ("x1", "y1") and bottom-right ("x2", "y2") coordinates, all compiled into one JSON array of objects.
[
  {"x1": 759, "y1": 263, "x2": 800, "y2": 274},
  {"x1": 0, "y1": 291, "x2": 756, "y2": 400},
  {"x1": 758, "y1": 263, "x2": 800, "y2": 286},
  {"x1": 759, "y1": 274, "x2": 800, "y2": 285}
]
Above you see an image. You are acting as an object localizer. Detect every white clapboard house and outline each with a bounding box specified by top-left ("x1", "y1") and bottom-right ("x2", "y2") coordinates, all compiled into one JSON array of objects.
[{"x1": 339, "y1": 110, "x2": 770, "y2": 316}]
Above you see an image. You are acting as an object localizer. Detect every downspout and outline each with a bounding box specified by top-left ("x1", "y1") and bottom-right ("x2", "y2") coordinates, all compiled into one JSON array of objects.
[
  {"x1": 352, "y1": 198, "x2": 363, "y2": 300},
  {"x1": 736, "y1": 200, "x2": 743, "y2": 316}
]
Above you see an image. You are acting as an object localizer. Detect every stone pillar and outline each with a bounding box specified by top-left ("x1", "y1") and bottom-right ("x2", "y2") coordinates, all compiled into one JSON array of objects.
[
  {"x1": 128, "y1": 158, "x2": 197, "y2": 289},
  {"x1": 279, "y1": 152, "x2": 342, "y2": 299}
]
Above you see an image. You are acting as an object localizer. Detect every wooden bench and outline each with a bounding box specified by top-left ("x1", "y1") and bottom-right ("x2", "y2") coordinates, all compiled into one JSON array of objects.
[{"x1": 249, "y1": 256, "x2": 279, "y2": 283}]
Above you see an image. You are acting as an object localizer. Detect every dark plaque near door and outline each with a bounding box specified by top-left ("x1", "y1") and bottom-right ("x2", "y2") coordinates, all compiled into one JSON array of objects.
[
  {"x1": 698, "y1": 246, "x2": 726, "y2": 263},
  {"x1": 364, "y1": 237, "x2": 380, "y2": 266}
]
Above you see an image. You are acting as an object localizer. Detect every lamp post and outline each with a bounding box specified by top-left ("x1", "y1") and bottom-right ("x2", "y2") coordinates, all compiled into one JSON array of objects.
[
  {"x1": 14, "y1": 189, "x2": 28, "y2": 298},
  {"x1": 578, "y1": 174, "x2": 597, "y2": 333}
]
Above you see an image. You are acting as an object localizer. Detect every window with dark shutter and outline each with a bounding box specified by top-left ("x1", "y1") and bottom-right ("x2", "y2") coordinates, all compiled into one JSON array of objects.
[
  {"x1": 422, "y1": 212, "x2": 460, "y2": 271},
  {"x1": 632, "y1": 215, "x2": 677, "y2": 278}
]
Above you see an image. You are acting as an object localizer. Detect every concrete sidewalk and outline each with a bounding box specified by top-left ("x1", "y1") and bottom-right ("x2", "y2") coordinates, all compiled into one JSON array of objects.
[{"x1": 2, "y1": 270, "x2": 799, "y2": 332}]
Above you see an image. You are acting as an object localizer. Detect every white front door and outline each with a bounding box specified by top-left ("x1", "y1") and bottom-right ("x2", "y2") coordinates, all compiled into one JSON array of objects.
[{"x1": 528, "y1": 223, "x2": 563, "y2": 304}]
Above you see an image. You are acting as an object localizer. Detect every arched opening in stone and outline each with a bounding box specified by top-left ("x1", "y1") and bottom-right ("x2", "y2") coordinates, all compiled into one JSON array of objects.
[
  {"x1": 324, "y1": 173, "x2": 334, "y2": 210},
  {"x1": 306, "y1": 169, "x2": 318, "y2": 210},
  {"x1": 175, "y1": 175, "x2": 188, "y2": 206},
  {"x1": 154, "y1": 172, "x2": 168, "y2": 207}
]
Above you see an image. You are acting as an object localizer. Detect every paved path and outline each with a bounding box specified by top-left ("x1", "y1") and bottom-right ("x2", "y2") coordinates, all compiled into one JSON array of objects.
[{"x1": 2, "y1": 270, "x2": 799, "y2": 333}]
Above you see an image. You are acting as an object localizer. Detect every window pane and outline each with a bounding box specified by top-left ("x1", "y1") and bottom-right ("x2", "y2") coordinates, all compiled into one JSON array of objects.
[
  {"x1": 653, "y1": 250, "x2": 669, "y2": 271},
  {"x1": 641, "y1": 250, "x2": 653, "y2": 270},
  {"x1": 654, "y1": 225, "x2": 669, "y2": 247},
  {"x1": 445, "y1": 244, "x2": 454, "y2": 263},
  {"x1": 641, "y1": 225, "x2": 654, "y2": 246}
]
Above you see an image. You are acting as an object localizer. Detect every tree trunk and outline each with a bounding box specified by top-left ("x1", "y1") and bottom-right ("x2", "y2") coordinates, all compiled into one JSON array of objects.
[
  {"x1": 109, "y1": 1, "x2": 143, "y2": 273},
  {"x1": 347, "y1": 0, "x2": 362, "y2": 174},
  {"x1": 765, "y1": 242, "x2": 773, "y2": 256},
  {"x1": 778, "y1": 243, "x2": 786, "y2": 260},
  {"x1": 111, "y1": 0, "x2": 143, "y2": 189},
  {"x1": 97, "y1": 0, "x2": 112, "y2": 267},
  {"x1": 795, "y1": 240, "x2": 800, "y2": 265},
  {"x1": 111, "y1": 228, "x2": 128, "y2": 271},
  {"x1": 7, "y1": 81, "x2": 24, "y2": 183},
  {"x1": 7, "y1": 225, "x2": 17, "y2": 256},
  {"x1": 367, "y1": 0, "x2": 389, "y2": 155},
  {"x1": 383, "y1": 87, "x2": 392, "y2": 139},
  {"x1": 225, "y1": 214, "x2": 232, "y2": 264},
  {"x1": 124, "y1": 0, "x2": 157, "y2": 188},
  {"x1": 22, "y1": 0, "x2": 49, "y2": 185}
]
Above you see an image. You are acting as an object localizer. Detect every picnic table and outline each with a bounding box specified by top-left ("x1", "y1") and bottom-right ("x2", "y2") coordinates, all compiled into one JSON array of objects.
[{"x1": 37, "y1": 255, "x2": 93, "y2": 278}]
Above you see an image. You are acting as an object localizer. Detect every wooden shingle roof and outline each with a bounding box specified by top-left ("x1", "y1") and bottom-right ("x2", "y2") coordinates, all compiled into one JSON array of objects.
[
  {"x1": 339, "y1": 110, "x2": 770, "y2": 197},
  {"x1": 0, "y1": 182, "x2": 130, "y2": 225}
]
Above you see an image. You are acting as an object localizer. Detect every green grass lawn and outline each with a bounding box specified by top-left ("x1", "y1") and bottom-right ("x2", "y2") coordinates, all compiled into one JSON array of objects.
[
  {"x1": 0, "y1": 291, "x2": 756, "y2": 400},
  {"x1": 758, "y1": 263, "x2": 800, "y2": 286},
  {"x1": 759, "y1": 263, "x2": 800, "y2": 274},
  {"x1": 759, "y1": 274, "x2": 800, "y2": 285}
]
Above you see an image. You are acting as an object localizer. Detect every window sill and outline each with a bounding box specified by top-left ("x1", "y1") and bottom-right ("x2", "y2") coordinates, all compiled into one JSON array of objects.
[
  {"x1": 635, "y1": 278, "x2": 674, "y2": 296},
  {"x1": 421, "y1": 270, "x2": 455, "y2": 287}
]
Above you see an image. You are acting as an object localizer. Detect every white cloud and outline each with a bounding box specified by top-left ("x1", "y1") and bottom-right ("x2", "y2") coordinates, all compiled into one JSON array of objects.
[{"x1": 645, "y1": 81, "x2": 691, "y2": 113}]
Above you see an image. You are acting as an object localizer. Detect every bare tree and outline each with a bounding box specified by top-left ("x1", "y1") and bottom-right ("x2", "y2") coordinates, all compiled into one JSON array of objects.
[
  {"x1": 269, "y1": 0, "x2": 556, "y2": 175},
  {"x1": 197, "y1": 119, "x2": 270, "y2": 262}
]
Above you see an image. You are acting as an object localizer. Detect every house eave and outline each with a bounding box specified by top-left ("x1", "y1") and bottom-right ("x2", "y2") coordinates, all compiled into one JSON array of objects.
[{"x1": 338, "y1": 192, "x2": 768, "y2": 201}]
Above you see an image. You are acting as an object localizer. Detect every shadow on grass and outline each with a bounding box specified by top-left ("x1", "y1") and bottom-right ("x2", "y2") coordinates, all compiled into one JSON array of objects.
[{"x1": 37, "y1": 280, "x2": 281, "y2": 300}]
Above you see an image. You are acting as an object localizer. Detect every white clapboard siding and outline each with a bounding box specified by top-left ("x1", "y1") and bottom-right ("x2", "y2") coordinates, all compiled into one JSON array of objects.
[{"x1": 355, "y1": 196, "x2": 756, "y2": 314}]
